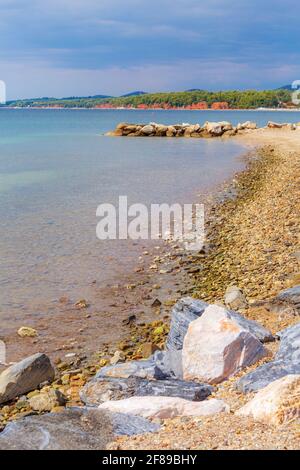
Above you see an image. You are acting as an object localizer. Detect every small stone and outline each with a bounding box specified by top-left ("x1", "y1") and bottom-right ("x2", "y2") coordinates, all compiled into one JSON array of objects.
[
  {"x1": 29, "y1": 389, "x2": 67, "y2": 412},
  {"x1": 110, "y1": 351, "x2": 125, "y2": 366},
  {"x1": 151, "y1": 299, "x2": 162, "y2": 308},
  {"x1": 75, "y1": 299, "x2": 89, "y2": 309},
  {"x1": 17, "y1": 327, "x2": 37, "y2": 338},
  {"x1": 224, "y1": 286, "x2": 248, "y2": 310},
  {"x1": 139, "y1": 343, "x2": 159, "y2": 359}
]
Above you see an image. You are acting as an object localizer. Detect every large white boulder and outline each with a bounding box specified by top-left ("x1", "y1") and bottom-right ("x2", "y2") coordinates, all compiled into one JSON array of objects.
[
  {"x1": 236, "y1": 375, "x2": 300, "y2": 425},
  {"x1": 99, "y1": 396, "x2": 229, "y2": 419},
  {"x1": 182, "y1": 305, "x2": 269, "y2": 384}
]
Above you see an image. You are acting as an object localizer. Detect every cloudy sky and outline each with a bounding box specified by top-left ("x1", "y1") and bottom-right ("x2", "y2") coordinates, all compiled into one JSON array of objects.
[{"x1": 0, "y1": 0, "x2": 299, "y2": 99}]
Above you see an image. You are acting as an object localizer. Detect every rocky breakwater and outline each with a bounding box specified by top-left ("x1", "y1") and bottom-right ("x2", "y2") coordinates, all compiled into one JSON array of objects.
[
  {"x1": 106, "y1": 120, "x2": 257, "y2": 138},
  {"x1": 107, "y1": 120, "x2": 300, "y2": 139}
]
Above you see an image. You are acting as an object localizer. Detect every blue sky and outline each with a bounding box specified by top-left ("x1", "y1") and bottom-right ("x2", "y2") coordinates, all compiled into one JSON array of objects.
[{"x1": 0, "y1": 0, "x2": 299, "y2": 99}]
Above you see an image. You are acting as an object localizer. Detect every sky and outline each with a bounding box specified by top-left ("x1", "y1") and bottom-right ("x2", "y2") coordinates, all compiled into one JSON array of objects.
[{"x1": 0, "y1": 0, "x2": 299, "y2": 99}]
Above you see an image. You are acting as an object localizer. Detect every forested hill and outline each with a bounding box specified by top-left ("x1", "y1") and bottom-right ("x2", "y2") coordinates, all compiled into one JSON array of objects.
[{"x1": 5, "y1": 88, "x2": 296, "y2": 109}]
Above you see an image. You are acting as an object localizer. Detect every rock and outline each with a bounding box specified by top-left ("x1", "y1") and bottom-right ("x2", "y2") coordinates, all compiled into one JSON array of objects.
[
  {"x1": 17, "y1": 327, "x2": 37, "y2": 338},
  {"x1": 110, "y1": 351, "x2": 125, "y2": 366},
  {"x1": 139, "y1": 342, "x2": 159, "y2": 358},
  {"x1": 116, "y1": 122, "x2": 130, "y2": 130},
  {"x1": 151, "y1": 298, "x2": 162, "y2": 308},
  {"x1": 204, "y1": 122, "x2": 224, "y2": 136},
  {"x1": 97, "y1": 355, "x2": 169, "y2": 381},
  {"x1": 166, "y1": 298, "x2": 208, "y2": 352},
  {"x1": 166, "y1": 126, "x2": 176, "y2": 137},
  {"x1": 28, "y1": 389, "x2": 67, "y2": 412},
  {"x1": 267, "y1": 121, "x2": 285, "y2": 129},
  {"x1": 99, "y1": 396, "x2": 229, "y2": 419},
  {"x1": 219, "y1": 121, "x2": 233, "y2": 131},
  {"x1": 236, "y1": 375, "x2": 300, "y2": 425},
  {"x1": 165, "y1": 298, "x2": 272, "y2": 379},
  {"x1": 156, "y1": 125, "x2": 168, "y2": 136},
  {"x1": 237, "y1": 322, "x2": 300, "y2": 392},
  {"x1": 182, "y1": 305, "x2": 270, "y2": 384},
  {"x1": 276, "y1": 286, "x2": 300, "y2": 311},
  {"x1": 165, "y1": 298, "x2": 208, "y2": 378},
  {"x1": 0, "y1": 408, "x2": 159, "y2": 450},
  {"x1": 0, "y1": 354, "x2": 55, "y2": 405},
  {"x1": 80, "y1": 376, "x2": 214, "y2": 406},
  {"x1": 140, "y1": 125, "x2": 154, "y2": 135},
  {"x1": 240, "y1": 121, "x2": 257, "y2": 130},
  {"x1": 75, "y1": 299, "x2": 89, "y2": 309},
  {"x1": 229, "y1": 309, "x2": 273, "y2": 343},
  {"x1": 224, "y1": 286, "x2": 248, "y2": 310}
]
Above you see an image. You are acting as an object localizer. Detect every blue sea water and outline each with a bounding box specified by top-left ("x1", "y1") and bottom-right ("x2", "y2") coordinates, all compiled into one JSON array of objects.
[{"x1": 0, "y1": 108, "x2": 299, "y2": 325}]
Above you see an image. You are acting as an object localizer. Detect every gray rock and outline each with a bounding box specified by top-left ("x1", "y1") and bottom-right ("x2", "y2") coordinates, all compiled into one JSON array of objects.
[
  {"x1": 0, "y1": 353, "x2": 55, "y2": 405},
  {"x1": 166, "y1": 298, "x2": 208, "y2": 352},
  {"x1": 276, "y1": 286, "x2": 300, "y2": 310},
  {"x1": 97, "y1": 355, "x2": 169, "y2": 381},
  {"x1": 140, "y1": 125, "x2": 154, "y2": 135},
  {"x1": 165, "y1": 298, "x2": 208, "y2": 378},
  {"x1": 0, "y1": 408, "x2": 159, "y2": 450},
  {"x1": 229, "y1": 310, "x2": 274, "y2": 343},
  {"x1": 80, "y1": 376, "x2": 214, "y2": 406},
  {"x1": 237, "y1": 322, "x2": 300, "y2": 392}
]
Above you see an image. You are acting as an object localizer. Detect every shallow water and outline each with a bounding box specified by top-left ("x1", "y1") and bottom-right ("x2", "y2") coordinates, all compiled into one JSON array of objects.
[{"x1": 0, "y1": 108, "x2": 297, "y2": 328}]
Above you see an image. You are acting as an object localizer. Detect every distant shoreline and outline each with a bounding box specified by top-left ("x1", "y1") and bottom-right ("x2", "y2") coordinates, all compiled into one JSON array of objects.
[{"x1": 1, "y1": 106, "x2": 300, "y2": 112}]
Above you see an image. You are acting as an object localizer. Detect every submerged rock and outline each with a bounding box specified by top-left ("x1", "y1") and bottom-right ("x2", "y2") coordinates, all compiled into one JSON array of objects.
[
  {"x1": 0, "y1": 408, "x2": 159, "y2": 450},
  {"x1": 80, "y1": 376, "x2": 214, "y2": 406},
  {"x1": 236, "y1": 375, "x2": 300, "y2": 425},
  {"x1": 0, "y1": 354, "x2": 55, "y2": 405},
  {"x1": 182, "y1": 305, "x2": 270, "y2": 384},
  {"x1": 237, "y1": 322, "x2": 300, "y2": 392},
  {"x1": 99, "y1": 396, "x2": 229, "y2": 420}
]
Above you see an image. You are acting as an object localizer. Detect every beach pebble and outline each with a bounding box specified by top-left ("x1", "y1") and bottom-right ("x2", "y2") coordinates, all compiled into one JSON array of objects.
[{"x1": 17, "y1": 327, "x2": 37, "y2": 338}]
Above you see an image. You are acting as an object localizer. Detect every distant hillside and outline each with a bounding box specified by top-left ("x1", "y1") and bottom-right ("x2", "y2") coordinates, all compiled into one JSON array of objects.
[
  {"x1": 5, "y1": 88, "x2": 296, "y2": 109},
  {"x1": 278, "y1": 84, "x2": 300, "y2": 91},
  {"x1": 121, "y1": 91, "x2": 147, "y2": 97}
]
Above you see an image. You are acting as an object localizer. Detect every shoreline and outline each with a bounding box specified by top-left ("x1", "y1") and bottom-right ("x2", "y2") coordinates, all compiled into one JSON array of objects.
[
  {"x1": 0, "y1": 129, "x2": 299, "y2": 449},
  {"x1": 1, "y1": 106, "x2": 300, "y2": 112}
]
